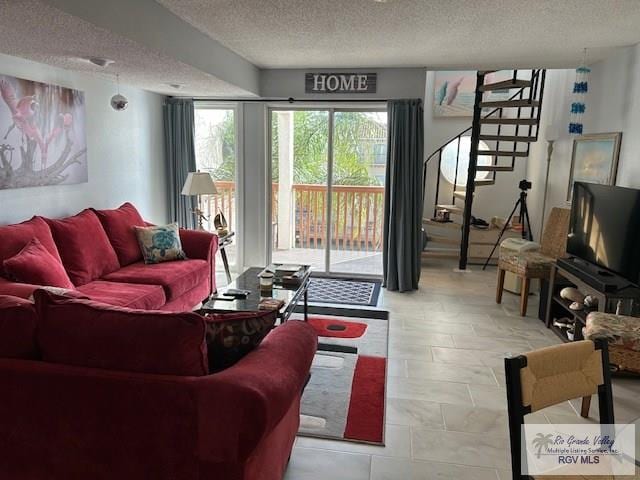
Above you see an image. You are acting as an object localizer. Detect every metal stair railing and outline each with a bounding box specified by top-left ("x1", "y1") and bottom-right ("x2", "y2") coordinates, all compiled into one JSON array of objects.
[{"x1": 421, "y1": 69, "x2": 546, "y2": 269}]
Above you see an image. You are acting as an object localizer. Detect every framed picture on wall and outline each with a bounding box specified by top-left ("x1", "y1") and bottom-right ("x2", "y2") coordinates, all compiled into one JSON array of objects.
[
  {"x1": 433, "y1": 70, "x2": 513, "y2": 117},
  {"x1": 0, "y1": 73, "x2": 88, "y2": 191},
  {"x1": 567, "y1": 132, "x2": 622, "y2": 201}
]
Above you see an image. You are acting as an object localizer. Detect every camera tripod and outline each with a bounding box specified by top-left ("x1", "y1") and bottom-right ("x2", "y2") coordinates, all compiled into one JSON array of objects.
[{"x1": 481, "y1": 188, "x2": 534, "y2": 270}]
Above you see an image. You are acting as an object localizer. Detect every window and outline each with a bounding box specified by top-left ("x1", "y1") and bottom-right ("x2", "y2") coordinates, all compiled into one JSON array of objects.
[
  {"x1": 372, "y1": 143, "x2": 387, "y2": 165},
  {"x1": 194, "y1": 106, "x2": 237, "y2": 269},
  {"x1": 440, "y1": 136, "x2": 492, "y2": 186}
]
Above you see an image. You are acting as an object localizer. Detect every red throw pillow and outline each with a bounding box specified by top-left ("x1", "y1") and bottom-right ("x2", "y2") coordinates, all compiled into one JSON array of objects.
[
  {"x1": 34, "y1": 290, "x2": 209, "y2": 376},
  {"x1": 0, "y1": 216, "x2": 62, "y2": 277},
  {"x1": 43, "y1": 210, "x2": 120, "y2": 286},
  {"x1": 200, "y1": 310, "x2": 277, "y2": 371},
  {"x1": 93, "y1": 203, "x2": 146, "y2": 266},
  {"x1": 3, "y1": 239, "x2": 75, "y2": 289}
]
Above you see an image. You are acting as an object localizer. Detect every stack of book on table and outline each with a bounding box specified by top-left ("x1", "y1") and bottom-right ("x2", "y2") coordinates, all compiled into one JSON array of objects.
[{"x1": 263, "y1": 264, "x2": 306, "y2": 286}]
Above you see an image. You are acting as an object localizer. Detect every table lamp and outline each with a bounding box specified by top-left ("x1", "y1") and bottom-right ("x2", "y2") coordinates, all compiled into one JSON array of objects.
[{"x1": 181, "y1": 171, "x2": 218, "y2": 230}]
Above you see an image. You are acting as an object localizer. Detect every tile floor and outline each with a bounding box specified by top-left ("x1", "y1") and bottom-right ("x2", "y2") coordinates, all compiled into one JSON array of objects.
[{"x1": 281, "y1": 258, "x2": 640, "y2": 480}]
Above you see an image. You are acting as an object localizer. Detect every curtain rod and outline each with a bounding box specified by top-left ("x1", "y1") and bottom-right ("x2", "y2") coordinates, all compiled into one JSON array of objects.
[{"x1": 187, "y1": 97, "x2": 391, "y2": 103}]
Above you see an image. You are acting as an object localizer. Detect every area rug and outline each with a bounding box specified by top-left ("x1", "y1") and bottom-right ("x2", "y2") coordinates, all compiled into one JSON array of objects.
[
  {"x1": 307, "y1": 278, "x2": 382, "y2": 306},
  {"x1": 297, "y1": 313, "x2": 388, "y2": 445},
  {"x1": 308, "y1": 317, "x2": 368, "y2": 338}
]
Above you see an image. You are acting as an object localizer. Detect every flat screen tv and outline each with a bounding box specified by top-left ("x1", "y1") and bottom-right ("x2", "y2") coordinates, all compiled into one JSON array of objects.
[{"x1": 568, "y1": 182, "x2": 640, "y2": 285}]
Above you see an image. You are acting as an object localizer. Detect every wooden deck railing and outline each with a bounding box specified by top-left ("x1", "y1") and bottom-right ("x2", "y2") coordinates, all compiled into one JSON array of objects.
[{"x1": 201, "y1": 181, "x2": 385, "y2": 252}]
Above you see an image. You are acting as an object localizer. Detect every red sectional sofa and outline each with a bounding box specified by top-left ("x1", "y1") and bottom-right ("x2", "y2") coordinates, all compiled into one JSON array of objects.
[
  {"x1": 0, "y1": 204, "x2": 318, "y2": 480},
  {"x1": 0, "y1": 203, "x2": 217, "y2": 310}
]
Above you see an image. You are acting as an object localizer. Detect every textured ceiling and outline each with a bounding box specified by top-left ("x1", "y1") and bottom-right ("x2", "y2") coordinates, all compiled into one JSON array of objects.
[
  {"x1": 0, "y1": 0, "x2": 254, "y2": 97},
  {"x1": 157, "y1": 0, "x2": 640, "y2": 69}
]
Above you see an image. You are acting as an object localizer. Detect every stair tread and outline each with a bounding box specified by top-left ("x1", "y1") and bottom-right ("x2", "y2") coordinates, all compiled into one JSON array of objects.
[
  {"x1": 480, "y1": 118, "x2": 538, "y2": 125},
  {"x1": 474, "y1": 178, "x2": 495, "y2": 185},
  {"x1": 479, "y1": 134, "x2": 537, "y2": 142},
  {"x1": 480, "y1": 99, "x2": 540, "y2": 108},
  {"x1": 476, "y1": 165, "x2": 515, "y2": 172},
  {"x1": 478, "y1": 150, "x2": 529, "y2": 157},
  {"x1": 423, "y1": 218, "x2": 462, "y2": 230},
  {"x1": 435, "y1": 204, "x2": 463, "y2": 214},
  {"x1": 453, "y1": 191, "x2": 466, "y2": 199},
  {"x1": 478, "y1": 79, "x2": 531, "y2": 92}
]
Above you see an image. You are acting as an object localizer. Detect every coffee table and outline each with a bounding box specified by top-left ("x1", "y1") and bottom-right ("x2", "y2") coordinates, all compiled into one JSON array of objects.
[{"x1": 201, "y1": 266, "x2": 311, "y2": 322}]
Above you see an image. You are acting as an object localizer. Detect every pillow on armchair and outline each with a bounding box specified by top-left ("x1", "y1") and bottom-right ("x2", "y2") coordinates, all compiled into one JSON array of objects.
[{"x1": 200, "y1": 310, "x2": 277, "y2": 372}]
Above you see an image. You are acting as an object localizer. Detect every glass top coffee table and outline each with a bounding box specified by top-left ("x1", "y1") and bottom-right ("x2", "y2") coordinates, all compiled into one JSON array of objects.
[{"x1": 201, "y1": 266, "x2": 311, "y2": 322}]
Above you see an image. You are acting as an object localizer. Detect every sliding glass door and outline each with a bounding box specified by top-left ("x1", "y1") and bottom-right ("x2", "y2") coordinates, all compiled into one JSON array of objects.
[
  {"x1": 269, "y1": 107, "x2": 388, "y2": 277},
  {"x1": 329, "y1": 111, "x2": 387, "y2": 275},
  {"x1": 194, "y1": 105, "x2": 238, "y2": 271},
  {"x1": 271, "y1": 110, "x2": 330, "y2": 272}
]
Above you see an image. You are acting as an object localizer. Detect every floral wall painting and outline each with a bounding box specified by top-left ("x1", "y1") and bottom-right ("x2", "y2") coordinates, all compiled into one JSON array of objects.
[
  {"x1": 433, "y1": 70, "x2": 513, "y2": 117},
  {"x1": 567, "y1": 132, "x2": 622, "y2": 201},
  {"x1": 0, "y1": 73, "x2": 87, "y2": 190}
]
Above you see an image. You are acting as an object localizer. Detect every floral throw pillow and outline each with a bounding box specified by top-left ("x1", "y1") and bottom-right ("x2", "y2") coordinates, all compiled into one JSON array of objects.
[
  {"x1": 200, "y1": 310, "x2": 277, "y2": 372},
  {"x1": 134, "y1": 223, "x2": 186, "y2": 264}
]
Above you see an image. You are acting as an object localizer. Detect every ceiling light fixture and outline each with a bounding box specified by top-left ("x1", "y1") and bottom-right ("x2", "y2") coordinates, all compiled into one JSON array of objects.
[
  {"x1": 87, "y1": 57, "x2": 115, "y2": 67},
  {"x1": 110, "y1": 74, "x2": 129, "y2": 111},
  {"x1": 168, "y1": 83, "x2": 185, "y2": 90}
]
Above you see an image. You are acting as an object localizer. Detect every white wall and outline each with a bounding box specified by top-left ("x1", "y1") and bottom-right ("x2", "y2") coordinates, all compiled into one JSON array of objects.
[
  {"x1": 527, "y1": 44, "x2": 640, "y2": 239},
  {"x1": 0, "y1": 53, "x2": 168, "y2": 225}
]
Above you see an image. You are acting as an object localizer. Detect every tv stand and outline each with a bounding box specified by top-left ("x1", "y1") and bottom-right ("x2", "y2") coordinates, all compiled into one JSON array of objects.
[
  {"x1": 545, "y1": 260, "x2": 640, "y2": 344},
  {"x1": 556, "y1": 257, "x2": 634, "y2": 292}
]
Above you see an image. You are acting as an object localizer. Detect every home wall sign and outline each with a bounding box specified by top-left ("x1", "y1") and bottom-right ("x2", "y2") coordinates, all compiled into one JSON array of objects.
[{"x1": 305, "y1": 73, "x2": 377, "y2": 94}]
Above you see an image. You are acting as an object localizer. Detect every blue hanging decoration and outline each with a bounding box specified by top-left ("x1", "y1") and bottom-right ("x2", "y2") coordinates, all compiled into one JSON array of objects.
[{"x1": 569, "y1": 49, "x2": 590, "y2": 135}]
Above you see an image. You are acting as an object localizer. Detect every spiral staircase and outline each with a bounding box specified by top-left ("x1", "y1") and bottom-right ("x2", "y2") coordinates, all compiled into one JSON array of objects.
[{"x1": 422, "y1": 69, "x2": 547, "y2": 270}]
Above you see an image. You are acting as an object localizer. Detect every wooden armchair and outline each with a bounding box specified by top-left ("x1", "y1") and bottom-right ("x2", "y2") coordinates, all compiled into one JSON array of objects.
[
  {"x1": 497, "y1": 207, "x2": 571, "y2": 316},
  {"x1": 505, "y1": 339, "x2": 615, "y2": 480}
]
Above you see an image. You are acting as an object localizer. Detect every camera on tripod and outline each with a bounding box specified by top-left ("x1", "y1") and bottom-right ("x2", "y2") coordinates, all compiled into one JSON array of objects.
[
  {"x1": 519, "y1": 179, "x2": 532, "y2": 191},
  {"x1": 482, "y1": 179, "x2": 534, "y2": 269}
]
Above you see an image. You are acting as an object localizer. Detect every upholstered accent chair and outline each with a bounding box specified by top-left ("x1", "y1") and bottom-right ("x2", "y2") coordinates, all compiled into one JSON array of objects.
[
  {"x1": 585, "y1": 311, "x2": 640, "y2": 374},
  {"x1": 504, "y1": 340, "x2": 617, "y2": 480},
  {"x1": 496, "y1": 207, "x2": 571, "y2": 316}
]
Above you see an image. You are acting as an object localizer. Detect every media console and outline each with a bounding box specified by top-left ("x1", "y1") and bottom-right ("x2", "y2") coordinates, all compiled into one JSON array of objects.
[
  {"x1": 557, "y1": 257, "x2": 635, "y2": 292},
  {"x1": 544, "y1": 259, "x2": 640, "y2": 344}
]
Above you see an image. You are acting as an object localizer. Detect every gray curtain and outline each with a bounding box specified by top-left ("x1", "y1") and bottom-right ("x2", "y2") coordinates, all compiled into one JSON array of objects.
[
  {"x1": 164, "y1": 98, "x2": 197, "y2": 229},
  {"x1": 383, "y1": 99, "x2": 424, "y2": 292}
]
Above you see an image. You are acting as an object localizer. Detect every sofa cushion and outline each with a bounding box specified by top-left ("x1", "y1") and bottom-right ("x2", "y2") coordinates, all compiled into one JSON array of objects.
[
  {"x1": 0, "y1": 295, "x2": 38, "y2": 359},
  {"x1": 0, "y1": 216, "x2": 62, "y2": 277},
  {"x1": 200, "y1": 310, "x2": 277, "y2": 371},
  {"x1": 77, "y1": 280, "x2": 166, "y2": 310},
  {"x1": 34, "y1": 290, "x2": 208, "y2": 376},
  {"x1": 102, "y1": 259, "x2": 209, "y2": 301},
  {"x1": 93, "y1": 203, "x2": 146, "y2": 266},
  {"x1": 43, "y1": 209, "x2": 120, "y2": 286},
  {"x1": 3, "y1": 239, "x2": 75, "y2": 289},
  {"x1": 134, "y1": 223, "x2": 186, "y2": 264}
]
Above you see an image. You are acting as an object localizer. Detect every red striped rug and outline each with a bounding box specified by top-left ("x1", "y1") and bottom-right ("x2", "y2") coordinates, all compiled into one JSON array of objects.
[
  {"x1": 298, "y1": 314, "x2": 387, "y2": 445},
  {"x1": 344, "y1": 355, "x2": 386, "y2": 443}
]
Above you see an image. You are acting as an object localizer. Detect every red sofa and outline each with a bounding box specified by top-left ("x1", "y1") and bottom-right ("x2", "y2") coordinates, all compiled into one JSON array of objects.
[
  {"x1": 0, "y1": 204, "x2": 318, "y2": 479},
  {"x1": 0, "y1": 203, "x2": 218, "y2": 311},
  {"x1": 0, "y1": 294, "x2": 317, "y2": 480}
]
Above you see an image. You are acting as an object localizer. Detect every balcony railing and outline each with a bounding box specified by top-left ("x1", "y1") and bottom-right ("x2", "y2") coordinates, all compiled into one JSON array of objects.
[{"x1": 201, "y1": 181, "x2": 385, "y2": 252}]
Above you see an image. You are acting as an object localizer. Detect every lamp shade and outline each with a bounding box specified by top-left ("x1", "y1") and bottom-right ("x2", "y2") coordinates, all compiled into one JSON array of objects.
[{"x1": 181, "y1": 172, "x2": 218, "y2": 196}]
